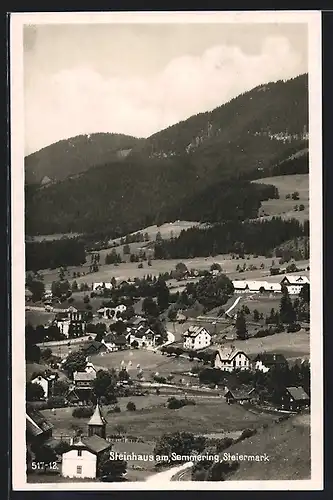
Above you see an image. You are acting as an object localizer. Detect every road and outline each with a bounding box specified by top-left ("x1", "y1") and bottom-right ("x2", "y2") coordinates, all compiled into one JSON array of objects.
[
  {"x1": 145, "y1": 461, "x2": 193, "y2": 483},
  {"x1": 225, "y1": 296, "x2": 241, "y2": 315}
]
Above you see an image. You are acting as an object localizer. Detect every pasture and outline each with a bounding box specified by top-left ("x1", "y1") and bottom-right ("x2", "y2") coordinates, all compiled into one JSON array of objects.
[
  {"x1": 42, "y1": 395, "x2": 278, "y2": 442},
  {"x1": 252, "y1": 174, "x2": 309, "y2": 222},
  {"x1": 90, "y1": 349, "x2": 196, "y2": 380}
]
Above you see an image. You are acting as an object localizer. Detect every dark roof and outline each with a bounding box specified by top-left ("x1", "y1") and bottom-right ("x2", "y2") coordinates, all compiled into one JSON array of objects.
[
  {"x1": 82, "y1": 435, "x2": 111, "y2": 454},
  {"x1": 286, "y1": 386, "x2": 309, "y2": 401},
  {"x1": 224, "y1": 389, "x2": 252, "y2": 400},
  {"x1": 26, "y1": 409, "x2": 53, "y2": 436},
  {"x1": 114, "y1": 335, "x2": 127, "y2": 345},
  {"x1": 255, "y1": 353, "x2": 287, "y2": 365},
  {"x1": 81, "y1": 341, "x2": 106, "y2": 354}
]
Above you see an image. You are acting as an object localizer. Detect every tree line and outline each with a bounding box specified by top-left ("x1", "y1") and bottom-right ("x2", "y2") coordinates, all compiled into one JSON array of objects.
[
  {"x1": 154, "y1": 217, "x2": 309, "y2": 260},
  {"x1": 26, "y1": 238, "x2": 86, "y2": 271}
]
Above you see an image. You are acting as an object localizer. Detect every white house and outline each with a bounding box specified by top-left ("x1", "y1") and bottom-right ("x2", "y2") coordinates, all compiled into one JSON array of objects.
[
  {"x1": 97, "y1": 305, "x2": 127, "y2": 320},
  {"x1": 232, "y1": 280, "x2": 282, "y2": 294},
  {"x1": 92, "y1": 282, "x2": 113, "y2": 291},
  {"x1": 30, "y1": 374, "x2": 57, "y2": 399},
  {"x1": 61, "y1": 435, "x2": 111, "y2": 479},
  {"x1": 280, "y1": 275, "x2": 310, "y2": 295},
  {"x1": 182, "y1": 326, "x2": 211, "y2": 350},
  {"x1": 214, "y1": 346, "x2": 250, "y2": 372}
]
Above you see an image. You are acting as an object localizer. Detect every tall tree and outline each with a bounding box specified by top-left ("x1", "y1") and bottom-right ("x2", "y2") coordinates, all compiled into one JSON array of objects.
[
  {"x1": 235, "y1": 311, "x2": 248, "y2": 340},
  {"x1": 279, "y1": 286, "x2": 296, "y2": 324}
]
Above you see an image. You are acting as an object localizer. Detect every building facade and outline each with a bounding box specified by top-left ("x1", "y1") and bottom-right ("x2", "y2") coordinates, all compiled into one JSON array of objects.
[{"x1": 183, "y1": 326, "x2": 211, "y2": 350}]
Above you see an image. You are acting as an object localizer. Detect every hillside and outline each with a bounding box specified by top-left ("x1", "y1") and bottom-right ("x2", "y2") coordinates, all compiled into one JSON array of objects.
[
  {"x1": 25, "y1": 74, "x2": 309, "y2": 236},
  {"x1": 25, "y1": 132, "x2": 145, "y2": 184},
  {"x1": 225, "y1": 413, "x2": 310, "y2": 480},
  {"x1": 130, "y1": 74, "x2": 308, "y2": 177}
]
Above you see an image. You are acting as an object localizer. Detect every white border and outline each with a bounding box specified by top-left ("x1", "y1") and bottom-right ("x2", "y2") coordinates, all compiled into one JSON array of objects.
[{"x1": 11, "y1": 10, "x2": 323, "y2": 491}]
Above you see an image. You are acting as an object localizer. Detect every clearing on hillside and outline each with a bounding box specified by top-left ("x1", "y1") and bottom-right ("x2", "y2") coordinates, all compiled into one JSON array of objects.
[{"x1": 252, "y1": 174, "x2": 309, "y2": 222}]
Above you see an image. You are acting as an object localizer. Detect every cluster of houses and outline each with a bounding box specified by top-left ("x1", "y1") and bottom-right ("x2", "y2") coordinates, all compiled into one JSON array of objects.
[
  {"x1": 232, "y1": 275, "x2": 309, "y2": 295},
  {"x1": 223, "y1": 385, "x2": 310, "y2": 411}
]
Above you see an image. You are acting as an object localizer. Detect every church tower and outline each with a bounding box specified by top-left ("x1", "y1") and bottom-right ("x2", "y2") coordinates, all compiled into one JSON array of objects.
[{"x1": 87, "y1": 404, "x2": 107, "y2": 439}]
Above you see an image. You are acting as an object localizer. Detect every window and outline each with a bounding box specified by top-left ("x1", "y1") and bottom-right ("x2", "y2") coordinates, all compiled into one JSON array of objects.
[
  {"x1": 76, "y1": 466, "x2": 82, "y2": 474},
  {"x1": 77, "y1": 450, "x2": 82, "y2": 457}
]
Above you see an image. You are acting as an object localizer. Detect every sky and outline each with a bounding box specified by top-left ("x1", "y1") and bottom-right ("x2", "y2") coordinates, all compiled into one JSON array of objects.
[{"x1": 24, "y1": 22, "x2": 308, "y2": 155}]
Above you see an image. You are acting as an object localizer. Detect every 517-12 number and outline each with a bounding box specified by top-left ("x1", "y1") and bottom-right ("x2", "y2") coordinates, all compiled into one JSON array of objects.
[{"x1": 31, "y1": 461, "x2": 58, "y2": 470}]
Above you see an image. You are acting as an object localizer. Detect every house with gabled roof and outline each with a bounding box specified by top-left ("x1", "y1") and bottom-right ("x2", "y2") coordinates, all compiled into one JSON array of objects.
[
  {"x1": 281, "y1": 386, "x2": 310, "y2": 411},
  {"x1": 61, "y1": 405, "x2": 111, "y2": 479},
  {"x1": 102, "y1": 333, "x2": 127, "y2": 352},
  {"x1": 183, "y1": 326, "x2": 211, "y2": 350},
  {"x1": 214, "y1": 345, "x2": 250, "y2": 372},
  {"x1": 280, "y1": 275, "x2": 310, "y2": 295},
  {"x1": 30, "y1": 373, "x2": 57, "y2": 399},
  {"x1": 224, "y1": 388, "x2": 253, "y2": 404}
]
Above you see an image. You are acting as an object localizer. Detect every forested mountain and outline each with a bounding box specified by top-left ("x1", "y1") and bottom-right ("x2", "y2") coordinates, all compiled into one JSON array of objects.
[
  {"x1": 25, "y1": 74, "x2": 308, "y2": 236},
  {"x1": 25, "y1": 132, "x2": 145, "y2": 184}
]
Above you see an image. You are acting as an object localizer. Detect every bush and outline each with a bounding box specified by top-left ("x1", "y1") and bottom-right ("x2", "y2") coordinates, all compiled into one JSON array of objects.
[
  {"x1": 287, "y1": 323, "x2": 301, "y2": 333},
  {"x1": 167, "y1": 397, "x2": 196, "y2": 409},
  {"x1": 72, "y1": 406, "x2": 94, "y2": 418},
  {"x1": 47, "y1": 396, "x2": 67, "y2": 408},
  {"x1": 126, "y1": 401, "x2": 136, "y2": 411},
  {"x1": 239, "y1": 428, "x2": 257, "y2": 440}
]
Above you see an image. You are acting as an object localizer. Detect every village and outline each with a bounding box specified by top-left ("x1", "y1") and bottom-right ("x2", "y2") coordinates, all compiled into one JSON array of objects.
[{"x1": 25, "y1": 260, "x2": 310, "y2": 483}]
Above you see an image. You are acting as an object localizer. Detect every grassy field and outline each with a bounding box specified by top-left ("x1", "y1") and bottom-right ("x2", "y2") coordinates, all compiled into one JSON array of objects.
[
  {"x1": 252, "y1": 174, "x2": 309, "y2": 223},
  {"x1": 226, "y1": 412, "x2": 310, "y2": 480},
  {"x1": 90, "y1": 349, "x2": 196, "y2": 380},
  {"x1": 42, "y1": 395, "x2": 278, "y2": 442},
  {"x1": 37, "y1": 250, "x2": 309, "y2": 288}
]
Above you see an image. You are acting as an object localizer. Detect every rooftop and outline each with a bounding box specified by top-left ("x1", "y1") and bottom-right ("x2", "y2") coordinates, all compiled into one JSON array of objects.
[
  {"x1": 286, "y1": 386, "x2": 309, "y2": 401},
  {"x1": 88, "y1": 404, "x2": 107, "y2": 426},
  {"x1": 183, "y1": 326, "x2": 210, "y2": 338},
  {"x1": 74, "y1": 371, "x2": 96, "y2": 382}
]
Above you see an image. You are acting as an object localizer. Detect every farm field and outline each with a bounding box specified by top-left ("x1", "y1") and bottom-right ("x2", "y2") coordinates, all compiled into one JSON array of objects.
[
  {"x1": 42, "y1": 396, "x2": 278, "y2": 442},
  {"x1": 252, "y1": 174, "x2": 309, "y2": 222}
]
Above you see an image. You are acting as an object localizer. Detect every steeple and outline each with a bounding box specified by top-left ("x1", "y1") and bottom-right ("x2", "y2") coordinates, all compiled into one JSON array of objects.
[{"x1": 87, "y1": 404, "x2": 107, "y2": 439}]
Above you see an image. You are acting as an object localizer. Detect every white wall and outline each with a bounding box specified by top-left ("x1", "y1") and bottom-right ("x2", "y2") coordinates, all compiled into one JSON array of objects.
[
  {"x1": 31, "y1": 376, "x2": 49, "y2": 398},
  {"x1": 62, "y1": 449, "x2": 97, "y2": 479},
  {"x1": 255, "y1": 360, "x2": 270, "y2": 373},
  {"x1": 214, "y1": 353, "x2": 250, "y2": 371},
  {"x1": 184, "y1": 330, "x2": 211, "y2": 350},
  {"x1": 57, "y1": 320, "x2": 70, "y2": 338}
]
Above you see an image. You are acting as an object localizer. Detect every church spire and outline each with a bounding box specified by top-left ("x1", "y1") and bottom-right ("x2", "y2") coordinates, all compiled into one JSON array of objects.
[{"x1": 87, "y1": 404, "x2": 107, "y2": 438}]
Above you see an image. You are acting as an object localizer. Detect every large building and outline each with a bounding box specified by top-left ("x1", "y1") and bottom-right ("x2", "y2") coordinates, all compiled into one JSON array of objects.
[
  {"x1": 280, "y1": 275, "x2": 310, "y2": 295},
  {"x1": 232, "y1": 280, "x2": 282, "y2": 294},
  {"x1": 182, "y1": 326, "x2": 211, "y2": 350},
  {"x1": 214, "y1": 346, "x2": 250, "y2": 372}
]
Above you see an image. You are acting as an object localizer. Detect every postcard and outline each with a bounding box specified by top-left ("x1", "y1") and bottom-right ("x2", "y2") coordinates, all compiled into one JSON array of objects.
[{"x1": 10, "y1": 10, "x2": 323, "y2": 490}]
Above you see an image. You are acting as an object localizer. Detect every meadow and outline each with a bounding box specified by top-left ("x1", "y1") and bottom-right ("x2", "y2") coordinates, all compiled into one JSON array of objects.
[
  {"x1": 252, "y1": 174, "x2": 309, "y2": 223},
  {"x1": 42, "y1": 395, "x2": 278, "y2": 442}
]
